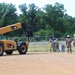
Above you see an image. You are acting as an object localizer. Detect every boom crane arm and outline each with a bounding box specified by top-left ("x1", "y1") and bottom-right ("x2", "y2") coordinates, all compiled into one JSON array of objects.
[{"x1": 0, "y1": 22, "x2": 24, "y2": 35}]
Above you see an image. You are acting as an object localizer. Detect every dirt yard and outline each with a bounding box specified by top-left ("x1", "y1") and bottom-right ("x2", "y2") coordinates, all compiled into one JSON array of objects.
[{"x1": 0, "y1": 52, "x2": 75, "y2": 75}]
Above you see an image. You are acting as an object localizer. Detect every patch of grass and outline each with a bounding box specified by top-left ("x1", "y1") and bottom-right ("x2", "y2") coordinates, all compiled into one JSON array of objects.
[{"x1": 28, "y1": 44, "x2": 50, "y2": 52}]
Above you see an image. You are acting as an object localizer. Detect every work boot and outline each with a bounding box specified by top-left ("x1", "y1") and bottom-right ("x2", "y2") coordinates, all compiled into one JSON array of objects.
[
  {"x1": 67, "y1": 50, "x2": 69, "y2": 53},
  {"x1": 70, "y1": 49, "x2": 72, "y2": 53}
]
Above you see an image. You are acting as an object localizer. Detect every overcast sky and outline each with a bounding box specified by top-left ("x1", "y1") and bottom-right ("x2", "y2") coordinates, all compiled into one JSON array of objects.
[{"x1": 0, "y1": 0, "x2": 75, "y2": 17}]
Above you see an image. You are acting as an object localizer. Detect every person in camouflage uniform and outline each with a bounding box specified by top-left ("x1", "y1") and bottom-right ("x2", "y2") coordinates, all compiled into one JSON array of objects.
[
  {"x1": 66, "y1": 35, "x2": 72, "y2": 53},
  {"x1": 73, "y1": 34, "x2": 75, "y2": 47},
  {"x1": 54, "y1": 39, "x2": 60, "y2": 52},
  {"x1": 49, "y1": 38, "x2": 55, "y2": 52}
]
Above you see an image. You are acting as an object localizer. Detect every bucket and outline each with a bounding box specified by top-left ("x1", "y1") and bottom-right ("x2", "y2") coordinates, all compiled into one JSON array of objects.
[{"x1": 60, "y1": 44, "x2": 65, "y2": 52}]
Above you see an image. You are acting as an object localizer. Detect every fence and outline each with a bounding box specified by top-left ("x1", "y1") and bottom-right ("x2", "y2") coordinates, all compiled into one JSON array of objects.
[
  {"x1": 11, "y1": 36, "x2": 75, "y2": 52},
  {"x1": 28, "y1": 41, "x2": 50, "y2": 52}
]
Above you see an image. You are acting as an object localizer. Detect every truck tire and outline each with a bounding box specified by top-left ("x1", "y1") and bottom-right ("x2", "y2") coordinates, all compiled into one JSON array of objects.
[
  {"x1": 18, "y1": 43, "x2": 27, "y2": 54},
  {"x1": 5, "y1": 50, "x2": 13, "y2": 55},
  {"x1": 0, "y1": 45, "x2": 4, "y2": 56}
]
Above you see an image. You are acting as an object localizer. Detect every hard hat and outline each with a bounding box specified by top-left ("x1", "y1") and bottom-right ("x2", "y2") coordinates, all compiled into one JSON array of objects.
[
  {"x1": 67, "y1": 35, "x2": 70, "y2": 37},
  {"x1": 74, "y1": 34, "x2": 75, "y2": 36}
]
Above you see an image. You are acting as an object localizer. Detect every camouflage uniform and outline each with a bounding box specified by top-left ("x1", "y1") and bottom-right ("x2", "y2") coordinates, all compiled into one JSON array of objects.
[
  {"x1": 73, "y1": 34, "x2": 75, "y2": 47},
  {"x1": 73, "y1": 34, "x2": 75, "y2": 52},
  {"x1": 50, "y1": 40, "x2": 55, "y2": 52},
  {"x1": 73, "y1": 38, "x2": 75, "y2": 47},
  {"x1": 54, "y1": 39, "x2": 60, "y2": 52},
  {"x1": 66, "y1": 36, "x2": 72, "y2": 53}
]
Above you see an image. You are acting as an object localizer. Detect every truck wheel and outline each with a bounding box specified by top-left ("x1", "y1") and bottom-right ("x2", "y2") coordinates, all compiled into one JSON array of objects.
[
  {"x1": 18, "y1": 43, "x2": 27, "y2": 54},
  {"x1": 5, "y1": 50, "x2": 13, "y2": 55},
  {"x1": 0, "y1": 45, "x2": 4, "y2": 56}
]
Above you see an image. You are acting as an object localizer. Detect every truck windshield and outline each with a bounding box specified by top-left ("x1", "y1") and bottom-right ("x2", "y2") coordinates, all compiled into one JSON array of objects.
[{"x1": 0, "y1": 35, "x2": 7, "y2": 40}]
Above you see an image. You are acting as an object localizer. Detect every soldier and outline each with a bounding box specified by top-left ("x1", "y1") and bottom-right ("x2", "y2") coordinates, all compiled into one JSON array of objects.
[
  {"x1": 66, "y1": 35, "x2": 72, "y2": 53},
  {"x1": 54, "y1": 39, "x2": 60, "y2": 52},
  {"x1": 49, "y1": 38, "x2": 55, "y2": 52},
  {"x1": 73, "y1": 34, "x2": 75, "y2": 47}
]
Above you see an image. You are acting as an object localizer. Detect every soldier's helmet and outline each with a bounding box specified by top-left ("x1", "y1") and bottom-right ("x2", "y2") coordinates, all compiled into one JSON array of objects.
[
  {"x1": 67, "y1": 35, "x2": 70, "y2": 38},
  {"x1": 74, "y1": 34, "x2": 75, "y2": 36}
]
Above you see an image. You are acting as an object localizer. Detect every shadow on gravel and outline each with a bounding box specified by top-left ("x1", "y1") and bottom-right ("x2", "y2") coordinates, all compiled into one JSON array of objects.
[
  {"x1": 2, "y1": 52, "x2": 50, "y2": 57},
  {"x1": 3, "y1": 54, "x2": 22, "y2": 57}
]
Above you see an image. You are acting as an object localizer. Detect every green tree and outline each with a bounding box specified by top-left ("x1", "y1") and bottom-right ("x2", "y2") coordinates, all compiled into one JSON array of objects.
[
  {"x1": 0, "y1": 3, "x2": 18, "y2": 26},
  {"x1": 18, "y1": 2, "x2": 75, "y2": 38},
  {"x1": 0, "y1": 3, "x2": 19, "y2": 36},
  {"x1": 19, "y1": 3, "x2": 39, "y2": 32},
  {"x1": 43, "y1": 2, "x2": 66, "y2": 37}
]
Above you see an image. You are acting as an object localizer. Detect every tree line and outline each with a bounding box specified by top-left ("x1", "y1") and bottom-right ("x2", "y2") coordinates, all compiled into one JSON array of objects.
[{"x1": 0, "y1": 2, "x2": 75, "y2": 38}]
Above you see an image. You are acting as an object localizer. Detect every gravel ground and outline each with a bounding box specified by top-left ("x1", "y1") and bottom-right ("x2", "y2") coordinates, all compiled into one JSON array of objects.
[{"x1": 0, "y1": 52, "x2": 75, "y2": 75}]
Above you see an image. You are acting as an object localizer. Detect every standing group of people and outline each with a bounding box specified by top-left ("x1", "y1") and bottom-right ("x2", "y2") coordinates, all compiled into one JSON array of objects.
[{"x1": 49, "y1": 34, "x2": 75, "y2": 53}]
